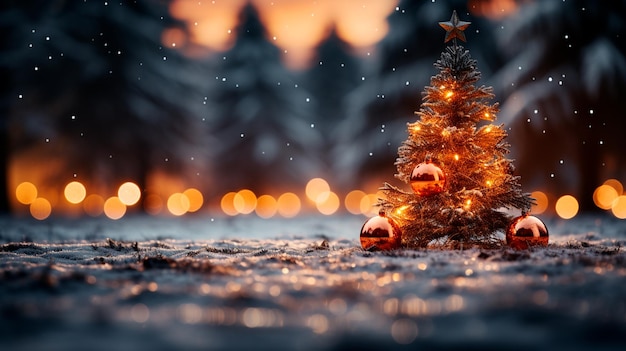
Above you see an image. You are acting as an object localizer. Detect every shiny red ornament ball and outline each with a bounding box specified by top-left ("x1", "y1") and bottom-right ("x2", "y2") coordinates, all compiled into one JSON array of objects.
[
  {"x1": 506, "y1": 214, "x2": 549, "y2": 250},
  {"x1": 410, "y1": 157, "x2": 445, "y2": 196},
  {"x1": 360, "y1": 209, "x2": 402, "y2": 251}
]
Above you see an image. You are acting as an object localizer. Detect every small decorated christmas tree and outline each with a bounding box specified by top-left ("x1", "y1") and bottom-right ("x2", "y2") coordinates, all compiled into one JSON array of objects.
[{"x1": 377, "y1": 11, "x2": 534, "y2": 248}]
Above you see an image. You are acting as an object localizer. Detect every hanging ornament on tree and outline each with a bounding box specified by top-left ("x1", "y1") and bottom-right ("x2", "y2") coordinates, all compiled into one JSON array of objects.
[
  {"x1": 506, "y1": 213, "x2": 549, "y2": 250},
  {"x1": 410, "y1": 155, "x2": 446, "y2": 196},
  {"x1": 360, "y1": 209, "x2": 402, "y2": 251}
]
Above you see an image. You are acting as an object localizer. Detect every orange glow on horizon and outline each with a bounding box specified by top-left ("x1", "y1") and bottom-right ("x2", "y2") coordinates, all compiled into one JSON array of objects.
[
  {"x1": 170, "y1": 0, "x2": 397, "y2": 69},
  {"x1": 144, "y1": 194, "x2": 164, "y2": 216}
]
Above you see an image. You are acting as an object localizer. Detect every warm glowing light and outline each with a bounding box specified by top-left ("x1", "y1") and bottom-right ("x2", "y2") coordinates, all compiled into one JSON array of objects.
[
  {"x1": 118, "y1": 182, "x2": 141, "y2": 206},
  {"x1": 555, "y1": 195, "x2": 578, "y2": 219},
  {"x1": 256, "y1": 195, "x2": 277, "y2": 219},
  {"x1": 395, "y1": 205, "x2": 410, "y2": 216},
  {"x1": 16, "y1": 182, "x2": 38, "y2": 205},
  {"x1": 441, "y1": 129, "x2": 450, "y2": 137},
  {"x1": 484, "y1": 113, "x2": 491, "y2": 119},
  {"x1": 445, "y1": 91, "x2": 454, "y2": 98},
  {"x1": 144, "y1": 194, "x2": 163, "y2": 216},
  {"x1": 30, "y1": 197, "x2": 51, "y2": 220},
  {"x1": 167, "y1": 193, "x2": 190, "y2": 216},
  {"x1": 233, "y1": 189, "x2": 257, "y2": 214},
  {"x1": 221, "y1": 192, "x2": 239, "y2": 216},
  {"x1": 485, "y1": 180, "x2": 493, "y2": 187},
  {"x1": 316, "y1": 191, "x2": 340, "y2": 215},
  {"x1": 439, "y1": 85, "x2": 446, "y2": 89},
  {"x1": 277, "y1": 192, "x2": 300, "y2": 218},
  {"x1": 611, "y1": 195, "x2": 626, "y2": 219},
  {"x1": 345, "y1": 190, "x2": 366, "y2": 215},
  {"x1": 530, "y1": 191, "x2": 549, "y2": 215},
  {"x1": 104, "y1": 196, "x2": 126, "y2": 220},
  {"x1": 593, "y1": 185, "x2": 619, "y2": 210},
  {"x1": 464, "y1": 199, "x2": 472, "y2": 210},
  {"x1": 183, "y1": 188, "x2": 204, "y2": 212},
  {"x1": 64, "y1": 181, "x2": 86, "y2": 204},
  {"x1": 603, "y1": 179, "x2": 624, "y2": 195},
  {"x1": 83, "y1": 194, "x2": 104, "y2": 217},
  {"x1": 306, "y1": 178, "x2": 330, "y2": 203},
  {"x1": 454, "y1": 154, "x2": 459, "y2": 161},
  {"x1": 485, "y1": 126, "x2": 492, "y2": 132},
  {"x1": 360, "y1": 193, "x2": 379, "y2": 216}
]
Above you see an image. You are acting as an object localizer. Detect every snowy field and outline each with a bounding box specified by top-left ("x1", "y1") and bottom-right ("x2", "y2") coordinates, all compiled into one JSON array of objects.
[{"x1": 1, "y1": 214, "x2": 625, "y2": 351}]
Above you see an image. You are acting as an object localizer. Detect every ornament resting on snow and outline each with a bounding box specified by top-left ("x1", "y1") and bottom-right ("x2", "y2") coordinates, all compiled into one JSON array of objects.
[
  {"x1": 410, "y1": 155, "x2": 446, "y2": 196},
  {"x1": 506, "y1": 213, "x2": 549, "y2": 250},
  {"x1": 360, "y1": 209, "x2": 402, "y2": 251}
]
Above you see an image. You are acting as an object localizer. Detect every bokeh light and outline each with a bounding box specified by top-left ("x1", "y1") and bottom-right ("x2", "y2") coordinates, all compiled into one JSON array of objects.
[
  {"x1": 16, "y1": 182, "x2": 38, "y2": 205},
  {"x1": 345, "y1": 190, "x2": 366, "y2": 215},
  {"x1": 530, "y1": 190, "x2": 548, "y2": 214},
  {"x1": 360, "y1": 193, "x2": 380, "y2": 216},
  {"x1": 104, "y1": 196, "x2": 126, "y2": 220},
  {"x1": 316, "y1": 191, "x2": 339, "y2": 215},
  {"x1": 306, "y1": 178, "x2": 330, "y2": 203},
  {"x1": 277, "y1": 192, "x2": 301, "y2": 218},
  {"x1": 30, "y1": 197, "x2": 51, "y2": 220},
  {"x1": 220, "y1": 192, "x2": 238, "y2": 216},
  {"x1": 167, "y1": 192, "x2": 190, "y2": 216},
  {"x1": 64, "y1": 181, "x2": 86, "y2": 204},
  {"x1": 233, "y1": 189, "x2": 257, "y2": 214},
  {"x1": 255, "y1": 195, "x2": 277, "y2": 218},
  {"x1": 611, "y1": 195, "x2": 626, "y2": 219},
  {"x1": 603, "y1": 178, "x2": 624, "y2": 195},
  {"x1": 144, "y1": 194, "x2": 163, "y2": 216},
  {"x1": 83, "y1": 194, "x2": 104, "y2": 217},
  {"x1": 555, "y1": 195, "x2": 579, "y2": 219},
  {"x1": 593, "y1": 184, "x2": 619, "y2": 210},
  {"x1": 118, "y1": 182, "x2": 141, "y2": 206},
  {"x1": 183, "y1": 188, "x2": 204, "y2": 212}
]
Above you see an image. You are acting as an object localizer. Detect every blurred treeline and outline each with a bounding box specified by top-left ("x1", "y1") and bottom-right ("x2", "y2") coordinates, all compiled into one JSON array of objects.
[{"x1": 1, "y1": 0, "x2": 625, "y2": 214}]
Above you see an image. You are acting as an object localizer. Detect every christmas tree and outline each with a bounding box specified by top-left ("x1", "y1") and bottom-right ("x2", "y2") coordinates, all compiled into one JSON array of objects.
[{"x1": 378, "y1": 11, "x2": 534, "y2": 248}]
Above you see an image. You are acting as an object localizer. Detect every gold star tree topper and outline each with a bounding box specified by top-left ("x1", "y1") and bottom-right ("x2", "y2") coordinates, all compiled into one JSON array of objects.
[{"x1": 439, "y1": 10, "x2": 471, "y2": 43}]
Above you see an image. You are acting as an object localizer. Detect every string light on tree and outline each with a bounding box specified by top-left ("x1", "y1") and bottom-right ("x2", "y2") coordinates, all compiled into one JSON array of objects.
[{"x1": 373, "y1": 11, "x2": 538, "y2": 249}]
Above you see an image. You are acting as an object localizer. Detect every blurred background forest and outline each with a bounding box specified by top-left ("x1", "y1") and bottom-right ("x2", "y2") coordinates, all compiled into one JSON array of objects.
[{"x1": 1, "y1": 0, "x2": 625, "y2": 220}]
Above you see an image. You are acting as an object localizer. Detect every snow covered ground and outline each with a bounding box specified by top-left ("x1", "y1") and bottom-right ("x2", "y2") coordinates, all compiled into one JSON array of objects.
[{"x1": 1, "y1": 214, "x2": 625, "y2": 350}]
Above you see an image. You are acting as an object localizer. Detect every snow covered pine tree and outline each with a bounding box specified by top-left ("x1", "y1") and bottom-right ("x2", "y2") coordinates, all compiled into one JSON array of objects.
[{"x1": 377, "y1": 11, "x2": 534, "y2": 248}]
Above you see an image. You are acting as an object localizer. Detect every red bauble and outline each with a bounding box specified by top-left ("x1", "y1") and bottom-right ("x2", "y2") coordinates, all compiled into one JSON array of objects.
[
  {"x1": 506, "y1": 214, "x2": 549, "y2": 250},
  {"x1": 410, "y1": 157, "x2": 445, "y2": 196},
  {"x1": 360, "y1": 210, "x2": 402, "y2": 251}
]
